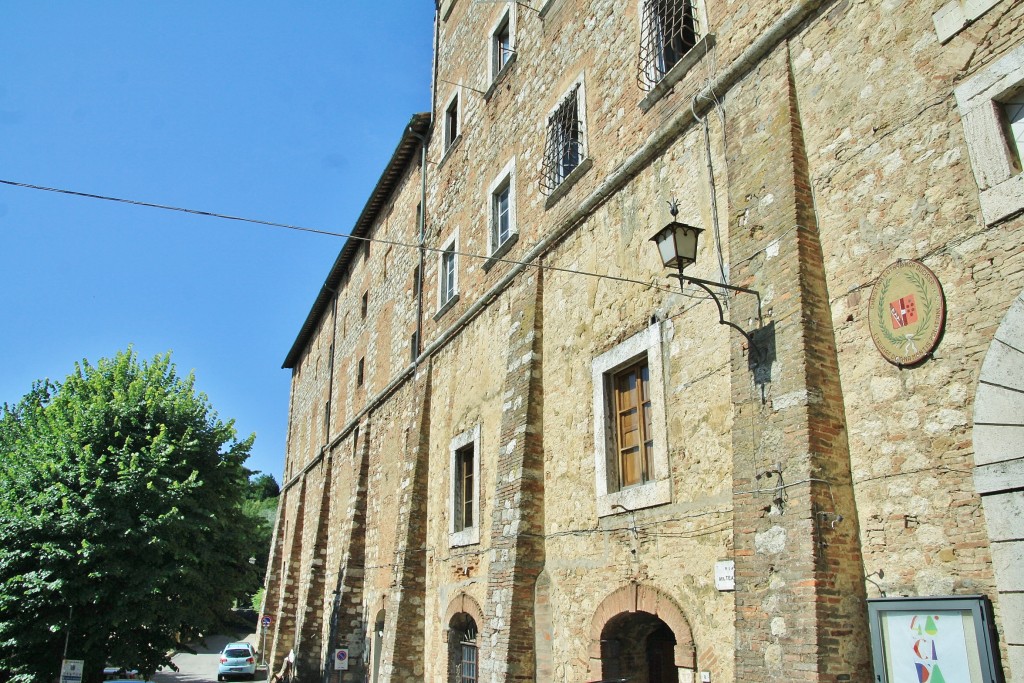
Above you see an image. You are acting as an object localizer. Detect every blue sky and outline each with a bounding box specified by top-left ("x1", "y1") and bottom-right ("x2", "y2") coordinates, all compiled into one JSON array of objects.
[{"x1": 0, "y1": 3, "x2": 436, "y2": 481}]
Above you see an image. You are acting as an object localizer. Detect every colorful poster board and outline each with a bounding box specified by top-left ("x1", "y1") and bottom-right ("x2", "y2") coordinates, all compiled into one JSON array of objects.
[{"x1": 867, "y1": 596, "x2": 1003, "y2": 683}]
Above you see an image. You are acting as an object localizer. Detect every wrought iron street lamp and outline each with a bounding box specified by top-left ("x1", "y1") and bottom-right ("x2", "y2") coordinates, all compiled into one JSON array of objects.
[{"x1": 650, "y1": 202, "x2": 764, "y2": 365}]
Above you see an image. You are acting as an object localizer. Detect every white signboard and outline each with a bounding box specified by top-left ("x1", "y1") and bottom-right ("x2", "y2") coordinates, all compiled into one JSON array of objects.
[
  {"x1": 714, "y1": 560, "x2": 735, "y2": 591},
  {"x1": 334, "y1": 648, "x2": 349, "y2": 671},
  {"x1": 61, "y1": 659, "x2": 85, "y2": 683}
]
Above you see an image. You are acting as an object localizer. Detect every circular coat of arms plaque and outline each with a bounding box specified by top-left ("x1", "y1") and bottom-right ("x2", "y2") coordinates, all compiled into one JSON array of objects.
[{"x1": 868, "y1": 260, "x2": 946, "y2": 366}]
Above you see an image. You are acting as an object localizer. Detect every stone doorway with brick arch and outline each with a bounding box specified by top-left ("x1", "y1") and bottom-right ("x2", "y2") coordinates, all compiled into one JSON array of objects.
[
  {"x1": 443, "y1": 593, "x2": 485, "y2": 683},
  {"x1": 973, "y1": 291, "x2": 1024, "y2": 677},
  {"x1": 587, "y1": 584, "x2": 696, "y2": 683}
]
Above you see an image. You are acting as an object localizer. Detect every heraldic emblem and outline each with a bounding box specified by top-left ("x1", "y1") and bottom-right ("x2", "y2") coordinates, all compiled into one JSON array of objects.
[{"x1": 868, "y1": 260, "x2": 946, "y2": 366}]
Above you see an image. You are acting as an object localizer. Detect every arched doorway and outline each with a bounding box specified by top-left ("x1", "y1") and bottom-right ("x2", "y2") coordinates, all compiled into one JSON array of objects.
[
  {"x1": 443, "y1": 593, "x2": 485, "y2": 683},
  {"x1": 973, "y1": 291, "x2": 1024, "y2": 671},
  {"x1": 587, "y1": 584, "x2": 696, "y2": 683},
  {"x1": 447, "y1": 612, "x2": 479, "y2": 683},
  {"x1": 601, "y1": 612, "x2": 678, "y2": 683}
]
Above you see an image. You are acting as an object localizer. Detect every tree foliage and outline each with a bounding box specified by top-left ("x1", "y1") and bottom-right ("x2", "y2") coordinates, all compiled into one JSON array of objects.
[
  {"x1": 0, "y1": 350, "x2": 255, "y2": 683},
  {"x1": 236, "y1": 472, "x2": 279, "y2": 606}
]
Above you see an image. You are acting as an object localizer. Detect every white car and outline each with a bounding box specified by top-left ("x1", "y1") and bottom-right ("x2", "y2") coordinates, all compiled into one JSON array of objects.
[{"x1": 217, "y1": 642, "x2": 257, "y2": 681}]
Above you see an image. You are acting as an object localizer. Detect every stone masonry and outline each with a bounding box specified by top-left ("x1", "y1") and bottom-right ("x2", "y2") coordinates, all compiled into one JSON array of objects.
[{"x1": 261, "y1": 2, "x2": 1024, "y2": 682}]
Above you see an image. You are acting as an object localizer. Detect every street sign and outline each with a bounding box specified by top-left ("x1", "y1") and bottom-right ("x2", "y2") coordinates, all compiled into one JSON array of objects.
[
  {"x1": 261, "y1": 615, "x2": 272, "y2": 628},
  {"x1": 714, "y1": 560, "x2": 735, "y2": 591},
  {"x1": 334, "y1": 649, "x2": 349, "y2": 671},
  {"x1": 61, "y1": 659, "x2": 84, "y2": 683}
]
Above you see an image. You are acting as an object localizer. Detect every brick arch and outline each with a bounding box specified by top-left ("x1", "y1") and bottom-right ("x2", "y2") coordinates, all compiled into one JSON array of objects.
[
  {"x1": 587, "y1": 583, "x2": 696, "y2": 675},
  {"x1": 441, "y1": 592, "x2": 485, "y2": 642}
]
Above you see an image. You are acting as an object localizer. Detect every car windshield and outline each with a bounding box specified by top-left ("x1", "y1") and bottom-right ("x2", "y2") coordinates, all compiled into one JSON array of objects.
[{"x1": 225, "y1": 648, "x2": 251, "y2": 658}]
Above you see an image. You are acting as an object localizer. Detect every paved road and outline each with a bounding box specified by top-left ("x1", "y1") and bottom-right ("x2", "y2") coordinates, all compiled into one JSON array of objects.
[{"x1": 151, "y1": 633, "x2": 267, "y2": 683}]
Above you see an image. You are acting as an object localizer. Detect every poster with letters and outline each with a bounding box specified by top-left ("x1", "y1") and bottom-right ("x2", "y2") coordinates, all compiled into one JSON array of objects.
[{"x1": 868, "y1": 597, "x2": 1005, "y2": 683}]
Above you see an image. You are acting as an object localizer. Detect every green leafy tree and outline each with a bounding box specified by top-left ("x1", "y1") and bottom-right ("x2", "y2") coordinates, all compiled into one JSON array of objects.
[
  {"x1": 234, "y1": 473, "x2": 279, "y2": 607},
  {"x1": 0, "y1": 350, "x2": 255, "y2": 683}
]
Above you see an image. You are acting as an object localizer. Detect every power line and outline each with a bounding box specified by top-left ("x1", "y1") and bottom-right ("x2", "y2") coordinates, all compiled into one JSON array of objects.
[{"x1": 0, "y1": 177, "x2": 709, "y2": 300}]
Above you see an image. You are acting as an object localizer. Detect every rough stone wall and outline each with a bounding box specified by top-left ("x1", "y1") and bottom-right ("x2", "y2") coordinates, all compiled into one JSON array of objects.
[
  {"x1": 724, "y1": 40, "x2": 873, "y2": 682},
  {"x1": 481, "y1": 270, "x2": 545, "y2": 683},
  {"x1": 381, "y1": 370, "x2": 432, "y2": 683},
  {"x1": 421, "y1": 296, "x2": 514, "y2": 682},
  {"x1": 789, "y1": 1, "x2": 1024, "y2": 675},
  {"x1": 262, "y1": 1, "x2": 1024, "y2": 682}
]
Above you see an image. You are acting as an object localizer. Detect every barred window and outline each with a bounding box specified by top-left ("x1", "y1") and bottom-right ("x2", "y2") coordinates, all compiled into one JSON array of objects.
[
  {"x1": 541, "y1": 85, "x2": 585, "y2": 194},
  {"x1": 637, "y1": 0, "x2": 700, "y2": 91},
  {"x1": 448, "y1": 613, "x2": 479, "y2": 683}
]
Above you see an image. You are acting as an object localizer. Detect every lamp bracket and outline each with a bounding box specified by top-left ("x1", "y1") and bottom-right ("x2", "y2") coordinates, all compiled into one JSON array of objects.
[{"x1": 669, "y1": 273, "x2": 765, "y2": 365}]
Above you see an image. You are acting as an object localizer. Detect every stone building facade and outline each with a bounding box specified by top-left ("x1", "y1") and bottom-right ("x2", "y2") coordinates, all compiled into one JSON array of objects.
[{"x1": 261, "y1": 1, "x2": 1024, "y2": 681}]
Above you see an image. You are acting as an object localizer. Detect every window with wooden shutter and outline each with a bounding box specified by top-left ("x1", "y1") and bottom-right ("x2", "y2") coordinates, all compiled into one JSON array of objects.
[{"x1": 613, "y1": 359, "x2": 653, "y2": 489}]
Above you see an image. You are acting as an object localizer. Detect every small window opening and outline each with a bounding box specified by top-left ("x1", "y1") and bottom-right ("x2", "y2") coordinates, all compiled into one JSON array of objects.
[{"x1": 541, "y1": 85, "x2": 584, "y2": 194}]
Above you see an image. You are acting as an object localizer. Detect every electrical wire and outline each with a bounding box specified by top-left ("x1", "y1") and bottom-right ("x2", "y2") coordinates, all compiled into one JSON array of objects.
[{"x1": 0, "y1": 177, "x2": 704, "y2": 300}]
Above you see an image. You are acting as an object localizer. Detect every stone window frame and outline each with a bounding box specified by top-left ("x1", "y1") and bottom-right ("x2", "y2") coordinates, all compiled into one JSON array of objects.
[
  {"x1": 442, "y1": 87, "x2": 463, "y2": 161},
  {"x1": 591, "y1": 324, "x2": 671, "y2": 517},
  {"x1": 449, "y1": 424, "x2": 481, "y2": 547},
  {"x1": 436, "y1": 229, "x2": 460, "y2": 319},
  {"x1": 955, "y1": 41, "x2": 1024, "y2": 226},
  {"x1": 484, "y1": 158, "x2": 518, "y2": 269},
  {"x1": 488, "y1": 3, "x2": 516, "y2": 86},
  {"x1": 932, "y1": 0, "x2": 1002, "y2": 44}
]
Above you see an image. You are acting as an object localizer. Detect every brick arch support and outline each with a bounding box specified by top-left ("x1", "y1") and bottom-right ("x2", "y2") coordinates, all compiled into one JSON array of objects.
[
  {"x1": 442, "y1": 592, "x2": 485, "y2": 643},
  {"x1": 587, "y1": 583, "x2": 696, "y2": 675}
]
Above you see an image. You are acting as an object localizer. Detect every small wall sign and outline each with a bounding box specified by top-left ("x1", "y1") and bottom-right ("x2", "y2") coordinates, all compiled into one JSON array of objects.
[
  {"x1": 868, "y1": 260, "x2": 945, "y2": 366},
  {"x1": 714, "y1": 560, "x2": 735, "y2": 591}
]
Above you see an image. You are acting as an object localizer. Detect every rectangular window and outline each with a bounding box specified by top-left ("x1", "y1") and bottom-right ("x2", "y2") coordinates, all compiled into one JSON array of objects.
[
  {"x1": 449, "y1": 425, "x2": 480, "y2": 546},
  {"x1": 445, "y1": 95, "x2": 460, "y2": 150},
  {"x1": 323, "y1": 400, "x2": 331, "y2": 441},
  {"x1": 955, "y1": 42, "x2": 1024, "y2": 225},
  {"x1": 460, "y1": 642, "x2": 478, "y2": 683},
  {"x1": 441, "y1": 242, "x2": 457, "y2": 305},
  {"x1": 454, "y1": 443, "x2": 474, "y2": 532},
  {"x1": 638, "y1": 0, "x2": 699, "y2": 91},
  {"x1": 410, "y1": 331, "x2": 419, "y2": 363},
  {"x1": 613, "y1": 360, "x2": 653, "y2": 489},
  {"x1": 357, "y1": 357, "x2": 364, "y2": 387},
  {"x1": 1003, "y1": 93, "x2": 1024, "y2": 171},
  {"x1": 592, "y1": 326, "x2": 670, "y2": 516},
  {"x1": 542, "y1": 85, "x2": 585, "y2": 194},
  {"x1": 493, "y1": 180, "x2": 511, "y2": 248},
  {"x1": 412, "y1": 264, "x2": 421, "y2": 297},
  {"x1": 361, "y1": 291, "x2": 369, "y2": 318},
  {"x1": 493, "y1": 13, "x2": 512, "y2": 76}
]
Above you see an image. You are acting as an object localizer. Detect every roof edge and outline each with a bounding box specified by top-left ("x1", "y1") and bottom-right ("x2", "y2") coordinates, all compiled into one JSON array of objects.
[{"x1": 282, "y1": 112, "x2": 432, "y2": 369}]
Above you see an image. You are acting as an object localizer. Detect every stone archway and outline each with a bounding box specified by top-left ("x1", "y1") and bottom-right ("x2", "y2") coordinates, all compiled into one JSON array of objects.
[
  {"x1": 973, "y1": 292, "x2": 1024, "y2": 674},
  {"x1": 587, "y1": 584, "x2": 696, "y2": 683},
  {"x1": 443, "y1": 593, "x2": 484, "y2": 683}
]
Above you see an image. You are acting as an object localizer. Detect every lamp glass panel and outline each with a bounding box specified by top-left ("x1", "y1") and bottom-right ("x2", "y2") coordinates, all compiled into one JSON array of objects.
[{"x1": 675, "y1": 225, "x2": 699, "y2": 264}]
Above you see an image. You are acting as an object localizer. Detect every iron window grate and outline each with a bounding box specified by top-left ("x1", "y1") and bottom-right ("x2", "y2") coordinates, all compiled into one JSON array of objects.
[
  {"x1": 540, "y1": 85, "x2": 585, "y2": 195},
  {"x1": 637, "y1": 0, "x2": 700, "y2": 91}
]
